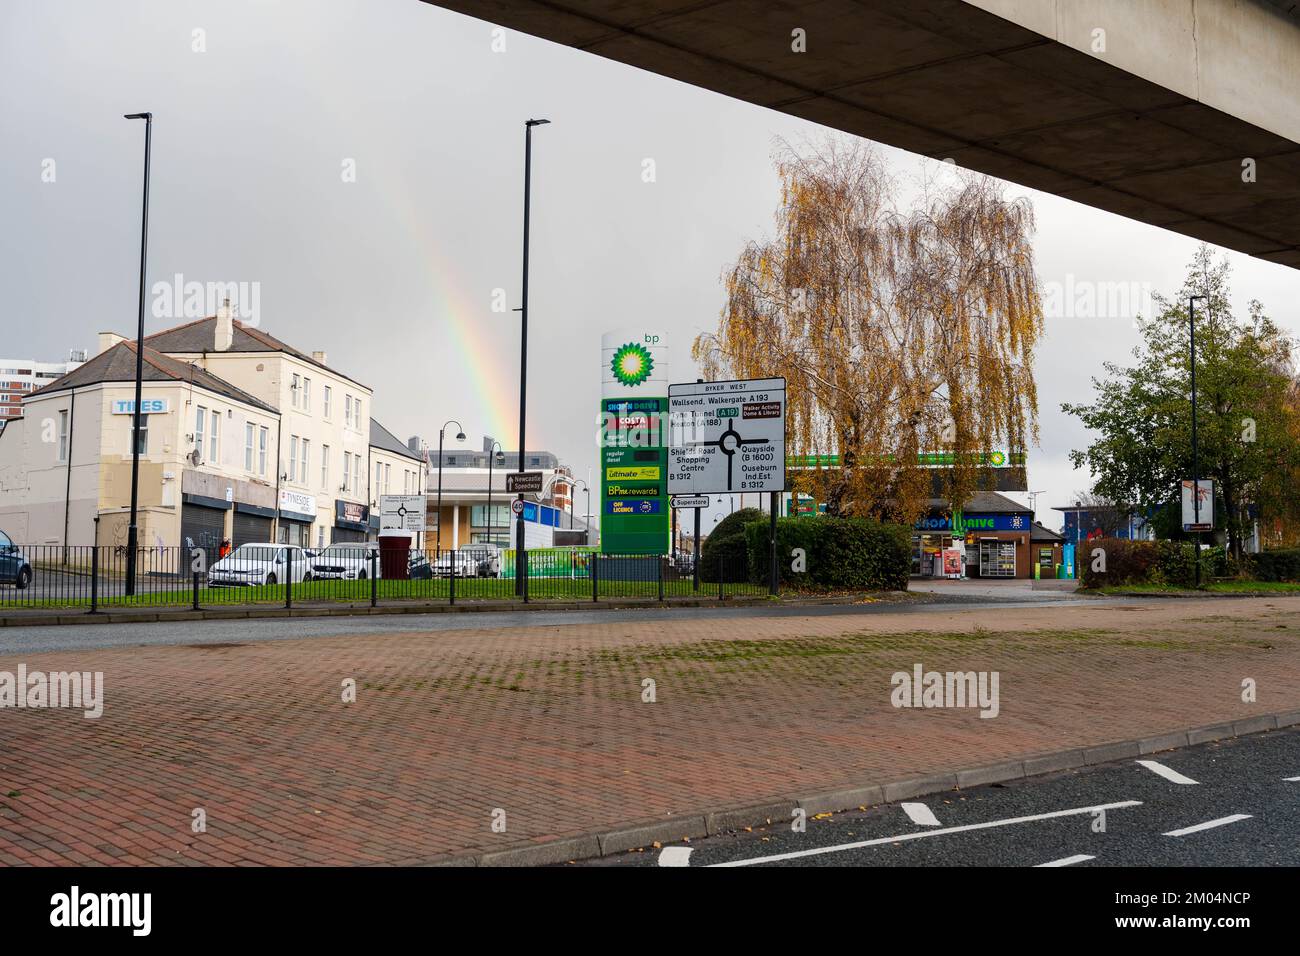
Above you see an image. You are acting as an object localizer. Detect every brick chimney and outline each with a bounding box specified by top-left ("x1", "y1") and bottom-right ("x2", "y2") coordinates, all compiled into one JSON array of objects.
[{"x1": 215, "y1": 298, "x2": 234, "y2": 351}]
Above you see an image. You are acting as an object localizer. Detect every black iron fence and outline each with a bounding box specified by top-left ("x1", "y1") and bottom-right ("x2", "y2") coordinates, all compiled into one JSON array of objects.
[{"x1": 0, "y1": 544, "x2": 765, "y2": 612}]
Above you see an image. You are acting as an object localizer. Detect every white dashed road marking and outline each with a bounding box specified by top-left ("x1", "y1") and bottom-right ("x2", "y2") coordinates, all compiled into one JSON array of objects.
[
  {"x1": 1163, "y1": 814, "x2": 1252, "y2": 837},
  {"x1": 901, "y1": 802, "x2": 941, "y2": 826},
  {"x1": 1135, "y1": 760, "x2": 1199, "y2": 785},
  {"x1": 1035, "y1": 854, "x2": 1095, "y2": 867},
  {"x1": 1284, "y1": 776, "x2": 1300, "y2": 782},
  {"x1": 710, "y1": 800, "x2": 1143, "y2": 867},
  {"x1": 657, "y1": 846, "x2": 694, "y2": 867}
]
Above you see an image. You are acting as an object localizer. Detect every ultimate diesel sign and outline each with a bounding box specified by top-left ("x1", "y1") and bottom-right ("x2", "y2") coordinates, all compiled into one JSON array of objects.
[{"x1": 668, "y1": 378, "x2": 786, "y2": 495}]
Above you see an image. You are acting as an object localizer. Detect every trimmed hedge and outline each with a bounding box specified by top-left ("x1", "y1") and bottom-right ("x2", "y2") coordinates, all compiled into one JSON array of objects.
[
  {"x1": 1249, "y1": 548, "x2": 1300, "y2": 583},
  {"x1": 1079, "y1": 538, "x2": 1227, "y2": 588},
  {"x1": 699, "y1": 508, "x2": 764, "y2": 583},
  {"x1": 744, "y1": 516, "x2": 912, "y2": 591}
]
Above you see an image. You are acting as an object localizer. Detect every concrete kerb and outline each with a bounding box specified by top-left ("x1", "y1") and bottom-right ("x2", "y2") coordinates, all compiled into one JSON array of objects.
[
  {"x1": 0, "y1": 591, "x2": 913, "y2": 628},
  {"x1": 439, "y1": 715, "x2": 1298, "y2": 866}
]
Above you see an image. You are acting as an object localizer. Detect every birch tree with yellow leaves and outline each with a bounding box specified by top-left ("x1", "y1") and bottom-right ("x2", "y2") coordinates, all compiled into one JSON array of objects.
[{"x1": 693, "y1": 139, "x2": 1044, "y2": 521}]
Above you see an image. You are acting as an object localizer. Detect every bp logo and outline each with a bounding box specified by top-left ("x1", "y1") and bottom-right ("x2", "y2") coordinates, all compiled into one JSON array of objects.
[{"x1": 611, "y1": 342, "x2": 654, "y2": 387}]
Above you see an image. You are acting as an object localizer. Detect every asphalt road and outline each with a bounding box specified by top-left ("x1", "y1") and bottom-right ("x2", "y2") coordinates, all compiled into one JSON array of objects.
[
  {"x1": 0, "y1": 590, "x2": 1144, "y2": 654},
  {"x1": 581, "y1": 728, "x2": 1300, "y2": 867}
]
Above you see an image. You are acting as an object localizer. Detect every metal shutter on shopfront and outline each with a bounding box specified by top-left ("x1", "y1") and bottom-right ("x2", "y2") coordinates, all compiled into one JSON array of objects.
[
  {"x1": 180, "y1": 503, "x2": 226, "y2": 559},
  {"x1": 232, "y1": 511, "x2": 273, "y2": 548}
]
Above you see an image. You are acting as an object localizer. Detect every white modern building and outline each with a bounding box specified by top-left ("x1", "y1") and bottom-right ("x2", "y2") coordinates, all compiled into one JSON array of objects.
[{"x1": 0, "y1": 350, "x2": 87, "y2": 428}]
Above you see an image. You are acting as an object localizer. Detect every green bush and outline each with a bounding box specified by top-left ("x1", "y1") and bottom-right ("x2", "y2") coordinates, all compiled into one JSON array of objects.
[
  {"x1": 699, "y1": 508, "x2": 764, "y2": 583},
  {"x1": 1079, "y1": 538, "x2": 1222, "y2": 588},
  {"x1": 1249, "y1": 548, "x2": 1300, "y2": 582},
  {"x1": 744, "y1": 516, "x2": 912, "y2": 591}
]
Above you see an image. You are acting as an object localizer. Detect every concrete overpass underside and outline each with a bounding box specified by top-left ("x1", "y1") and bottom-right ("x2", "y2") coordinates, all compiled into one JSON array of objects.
[{"x1": 423, "y1": 0, "x2": 1300, "y2": 269}]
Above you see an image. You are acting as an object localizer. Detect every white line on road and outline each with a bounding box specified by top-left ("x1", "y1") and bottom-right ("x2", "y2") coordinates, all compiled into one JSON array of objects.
[
  {"x1": 1284, "y1": 776, "x2": 1300, "y2": 782},
  {"x1": 657, "y1": 846, "x2": 694, "y2": 867},
  {"x1": 709, "y1": 800, "x2": 1142, "y2": 867},
  {"x1": 1163, "y1": 814, "x2": 1252, "y2": 837},
  {"x1": 901, "y1": 802, "x2": 941, "y2": 826},
  {"x1": 1135, "y1": 759, "x2": 1199, "y2": 785},
  {"x1": 1035, "y1": 854, "x2": 1095, "y2": 867}
]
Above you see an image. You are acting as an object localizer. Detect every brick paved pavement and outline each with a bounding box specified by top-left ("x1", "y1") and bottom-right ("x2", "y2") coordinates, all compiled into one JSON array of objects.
[{"x1": 2, "y1": 598, "x2": 1298, "y2": 865}]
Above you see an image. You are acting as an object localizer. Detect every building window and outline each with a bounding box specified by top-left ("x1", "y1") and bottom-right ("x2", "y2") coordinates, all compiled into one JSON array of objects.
[
  {"x1": 133, "y1": 416, "x2": 148, "y2": 455},
  {"x1": 289, "y1": 435, "x2": 298, "y2": 482},
  {"x1": 375, "y1": 462, "x2": 382, "y2": 498},
  {"x1": 245, "y1": 423, "x2": 254, "y2": 471},
  {"x1": 343, "y1": 452, "x2": 350, "y2": 493},
  {"x1": 384, "y1": 463, "x2": 390, "y2": 495},
  {"x1": 344, "y1": 395, "x2": 352, "y2": 429},
  {"x1": 323, "y1": 386, "x2": 332, "y2": 419},
  {"x1": 195, "y1": 406, "x2": 207, "y2": 461},
  {"x1": 321, "y1": 445, "x2": 329, "y2": 489},
  {"x1": 291, "y1": 374, "x2": 301, "y2": 407},
  {"x1": 210, "y1": 409, "x2": 220, "y2": 465},
  {"x1": 355, "y1": 399, "x2": 363, "y2": 428},
  {"x1": 58, "y1": 409, "x2": 68, "y2": 462},
  {"x1": 300, "y1": 439, "x2": 309, "y2": 486},
  {"x1": 258, "y1": 426, "x2": 268, "y2": 475},
  {"x1": 471, "y1": 505, "x2": 513, "y2": 527},
  {"x1": 302, "y1": 377, "x2": 311, "y2": 412}
]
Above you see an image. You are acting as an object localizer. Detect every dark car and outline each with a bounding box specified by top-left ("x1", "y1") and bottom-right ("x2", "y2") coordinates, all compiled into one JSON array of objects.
[{"x1": 0, "y1": 530, "x2": 33, "y2": 590}]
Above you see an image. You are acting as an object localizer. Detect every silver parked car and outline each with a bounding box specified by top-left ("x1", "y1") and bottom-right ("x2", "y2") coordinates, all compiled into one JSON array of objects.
[{"x1": 310, "y1": 544, "x2": 379, "y2": 580}]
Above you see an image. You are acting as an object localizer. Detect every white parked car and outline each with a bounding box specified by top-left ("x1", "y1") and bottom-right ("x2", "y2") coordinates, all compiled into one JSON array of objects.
[
  {"x1": 430, "y1": 546, "x2": 501, "y2": 578},
  {"x1": 209, "y1": 543, "x2": 311, "y2": 586},
  {"x1": 310, "y1": 544, "x2": 378, "y2": 580}
]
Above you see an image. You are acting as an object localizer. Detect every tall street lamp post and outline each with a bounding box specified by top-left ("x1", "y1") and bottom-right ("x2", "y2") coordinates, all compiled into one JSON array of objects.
[
  {"x1": 486, "y1": 441, "x2": 504, "y2": 546},
  {"x1": 515, "y1": 118, "x2": 549, "y2": 595},
  {"x1": 1189, "y1": 293, "x2": 1207, "y2": 588},
  {"x1": 435, "y1": 420, "x2": 465, "y2": 557},
  {"x1": 123, "y1": 111, "x2": 152, "y2": 597}
]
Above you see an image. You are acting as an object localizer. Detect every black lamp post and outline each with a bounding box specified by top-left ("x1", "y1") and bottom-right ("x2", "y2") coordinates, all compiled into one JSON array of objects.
[
  {"x1": 515, "y1": 117, "x2": 549, "y2": 594},
  {"x1": 123, "y1": 111, "x2": 152, "y2": 597},
  {"x1": 486, "y1": 441, "x2": 504, "y2": 546},
  {"x1": 1189, "y1": 293, "x2": 1207, "y2": 587},
  {"x1": 570, "y1": 478, "x2": 589, "y2": 533},
  {"x1": 435, "y1": 419, "x2": 465, "y2": 556}
]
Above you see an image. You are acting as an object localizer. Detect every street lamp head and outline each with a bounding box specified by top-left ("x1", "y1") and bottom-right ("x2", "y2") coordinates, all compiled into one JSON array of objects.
[
  {"x1": 495, "y1": 452, "x2": 505, "y2": 465},
  {"x1": 124, "y1": 112, "x2": 151, "y2": 121},
  {"x1": 455, "y1": 431, "x2": 466, "y2": 442},
  {"x1": 526, "y1": 118, "x2": 551, "y2": 127}
]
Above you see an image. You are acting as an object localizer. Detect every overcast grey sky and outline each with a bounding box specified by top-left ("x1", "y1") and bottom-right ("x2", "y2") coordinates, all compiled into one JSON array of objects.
[{"x1": 4, "y1": 0, "x2": 1299, "y2": 531}]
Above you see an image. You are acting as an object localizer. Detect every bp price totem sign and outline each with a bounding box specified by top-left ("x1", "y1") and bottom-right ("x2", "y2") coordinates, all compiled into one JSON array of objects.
[
  {"x1": 600, "y1": 330, "x2": 670, "y2": 555},
  {"x1": 668, "y1": 378, "x2": 786, "y2": 494}
]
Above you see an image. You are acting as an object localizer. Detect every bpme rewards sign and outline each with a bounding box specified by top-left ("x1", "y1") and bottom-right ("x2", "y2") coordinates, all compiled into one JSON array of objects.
[{"x1": 600, "y1": 330, "x2": 669, "y2": 554}]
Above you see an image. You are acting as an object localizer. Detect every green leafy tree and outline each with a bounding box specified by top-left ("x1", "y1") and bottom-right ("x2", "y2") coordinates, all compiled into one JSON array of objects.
[{"x1": 1063, "y1": 246, "x2": 1300, "y2": 556}]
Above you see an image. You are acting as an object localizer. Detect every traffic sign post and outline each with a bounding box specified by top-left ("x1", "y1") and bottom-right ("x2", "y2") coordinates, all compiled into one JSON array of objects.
[
  {"x1": 670, "y1": 378, "x2": 787, "y2": 596},
  {"x1": 506, "y1": 471, "x2": 544, "y2": 494},
  {"x1": 379, "y1": 495, "x2": 426, "y2": 534},
  {"x1": 668, "y1": 378, "x2": 786, "y2": 496}
]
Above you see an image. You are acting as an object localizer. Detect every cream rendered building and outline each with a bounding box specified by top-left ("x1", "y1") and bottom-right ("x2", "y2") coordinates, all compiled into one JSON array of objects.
[{"x1": 0, "y1": 305, "x2": 425, "y2": 552}]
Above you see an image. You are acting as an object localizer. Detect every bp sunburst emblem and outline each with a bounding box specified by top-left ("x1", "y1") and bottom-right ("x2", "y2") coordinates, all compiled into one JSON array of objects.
[{"x1": 611, "y1": 342, "x2": 654, "y2": 387}]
